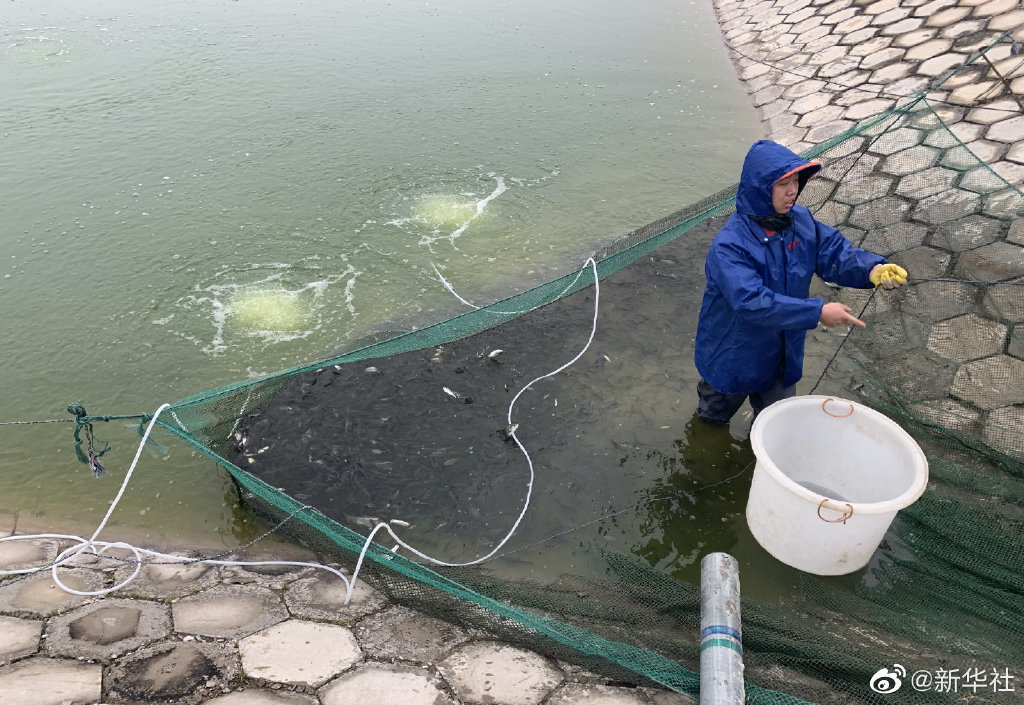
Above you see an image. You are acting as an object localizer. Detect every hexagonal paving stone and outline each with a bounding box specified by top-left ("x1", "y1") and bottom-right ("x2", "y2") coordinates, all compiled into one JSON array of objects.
[
  {"x1": 927, "y1": 314, "x2": 1007, "y2": 362},
  {"x1": 206, "y1": 690, "x2": 318, "y2": 705},
  {"x1": 962, "y1": 140, "x2": 1007, "y2": 165},
  {"x1": 834, "y1": 176, "x2": 893, "y2": 205},
  {"x1": 960, "y1": 166, "x2": 1013, "y2": 195},
  {"x1": 0, "y1": 657, "x2": 102, "y2": 705},
  {"x1": 801, "y1": 177, "x2": 838, "y2": 208},
  {"x1": 918, "y1": 52, "x2": 965, "y2": 78},
  {"x1": 790, "y1": 91, "x2": 832, "y2": 115},
  {"x1": 983, "y1": 190, "x2": 1024, "y2": 220},
  {"x1": 859, "y1": 223, "x2": 929, "y2": 255},
  {"x1": 931, "y1": 214, "x2": 1003, "y2": 251},
  {"x1": 283, "y1": 573, "x2": 387, "y2": 623},
  {"x1": 1010, "y1": 327, "x2": 1024, "y2": 359},
  {"x1": 811, "y1": 201, "x2": 851, "y2": 228},
  {"x1": 547, "y1": 682, "x2": 651, "y2": 705},
  {"x1": 45, "y1": 598, "x2": 171, "y2": 661},
  {"x1": 952, "y1": 355, "x2": 1024, "y2": 410},
  {"x1": 172, "y1": 584, "x2": 287, "y2": 639},
  {"x1": 992, "y1": 161, "x2": 1024, "y2": 186},
  {"x1": 913, "y1": 189, "x2": 980, "y2": 226},
  {"x1": 982, "y1": 279, "x2": 1024, "y2": 323},
  {"x1": 859, "y1": 47, "x2": 904, "y2": 70},
  {"x1": 906, "y1": 38, "x2": 952, "y2": 61},
  {"x1": 868, "y1": 127, "x2": 926, "y2": 158},
  {"x1": 881, "y1": 145, "x2": 940, "y2": 176},
  {"x1": 848, "y1": 196, "x2": 912, "y2": 230},
  {"x1": 899, "y1": 280, "x2": 980, "y2": 323},
  {"x1": 908, "y1": 398, "x2": 981, "y2": 434},
  {"x1": 320, "y1": 663, "x2": 454, "y2": 705},
  {"x1": 1010, "y1": 221, "x2": 1024, "y2": 246},
  {"x1": 112, "y1": 558, "x2": 220, "y2": 600},
  {"x1": 871, "y1": 345, "x2": 958, "y2": 400},
  {"x1": 941, "y1": 145, "x2": 985, "y2": 171},
  {"x1": 106, "y1": 640, "x2": 240, "y2": 704},
  {"x1": 984, "y1": 405, "x2": 1024, "y2": 461},
  {"x1": 355, "y1": 605, "x2": 469, "y2": 663},
  {"x1": 955, "y1": 242, "x2": 1024, "y2": 283},
  {"x1": 0, "y1": 570, "x2": 104, "y2": 619},
  {"x1": 0, "y1": 540, "x2": 59, "y2": 573},
  {"x1": 894, "y1": 166, "x2": 956, "y2": 199},
  {"x1": 926, "y1": 5, "x2": 972, "y2": 26},
  {"x1": 806, "y1": 121, "x2": 854, "y2": 144},
  {"x1": 0, "y1": 616, "x2": 42, "y2": 665},
  {"x1": 438, "y1": 641, "x2": 564, "y2": 705},
  {"x1": 891, "y1": 245, "x2": 951, "y2": 280},
  {"x1": 240, "y1": 620, "x2": 361, "y2": 687}
]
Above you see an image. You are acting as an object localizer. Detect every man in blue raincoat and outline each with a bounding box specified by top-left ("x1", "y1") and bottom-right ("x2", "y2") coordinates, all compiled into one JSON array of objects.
[{"x1": 694, "y1": 140, "x2": 907, "y2": 425}]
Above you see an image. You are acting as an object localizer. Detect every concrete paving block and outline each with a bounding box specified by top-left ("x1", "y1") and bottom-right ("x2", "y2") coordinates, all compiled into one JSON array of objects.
[
  {"x1": 438, "y1": 641, "x2": 564, "y2": 705},
  {"x1": 45, "y1": 598, "x2": 171, "y2": 661},
  {"x1": 283, "y1": 573, "x2": 387, "y2": 623},
  {"x1": 869, "y1": 61, "x2": 913, "y2": 84},
  {"x1": 983, "y1": 189, "x2": 1024, "y2": 219},
  {"x1": 172, "y1": 584, "x2": 287, "y2": 639},
  {"x1": 547, "y1": 682, "x2": 649, "y2": 704},
  {"x1": 912, "y1": 189, "x2": 980, "y2": 225},
  {"x1": 805, "y1": 120, "x2": 854, "y2": 144},
  {"x1": 925, "y1": 5, "x2": 973, "y2": 26},
  {"x1": 989, "y1": 8, "x2": 1024, "y2": 31},
  {"x1": 932, "y1": 214, "x2": 1003, "y2": 250},
  {"x1": 0, "y1": 539, "x2": 60, "y2": 572},
  {"x1": 319, "y1": 662, "x2": 455, "y2": 705},
  {"x1": 206, "y1": 690, "x2": 318, "y2": 705},
  {"x1": 895, "y1": 166, "x2": 957, "y2": 198},
  {"x1": 890, "y1": 245, "x2": 952, "y2": 280},
  {"x1": 859, "y1": 223, "x2": 930, "y2": 255},
  {"x1": 0, "y1": 569, "x2": 104, "y2": 618},
  {"x1": 907, "y1": 399, "x2": 981, "y2": 434},
  {"x1": 797, "y1": 105, "x2": 847, "y2": 129},
  {"x1": 239, "y1": 619, "x2": 361, "y2": 687},
  {"x1": 952, "y1": 355, "x2": 1024, "y2": 409},
  {"x1": 112, "y1": 557, "x2": 220, "y2": 600},
  {"x1": 927, "y1": 313, "x2": 1007, "y2": 362},
  {"x1": 894, "y1": 27, "x2": 938, "y2": 47},
  {"x1": 0, "y1": 615, "x2": 42, "y2": 664},
  {"x1": 834, "y1": 175, "x2": 893, "y2": 205},
  {"x1": 985, "y1": 406, "x2": 1024, "y2": 460},
  {"x1": 106, "y1": 640, "x2": 239, "y2": 705},
  {"x1": 991, "y1": 160, "x2": 1024, "y2": 186},
  {"x1": 643, "y1": 687, "x2": 699, "y2": 704},
  {"x1": 899, "y1": 279, "x2": 980, "y2": 324},
  {"x1": 982, "y1": 280, "x2": 1024, "y2": 323},
  {"x1": 356, "y1": 605, "x2": 469, "y2": 663},
  {"x1": 955, "y1": 242, "x2": 1024, "y2": 283},
  {"x1": 219, "y1": 545, "x2": 322, "y2": 588},
  {"x1": 0, "y1": 656, "x2": 102, "y2": 705},
  {"x1": 881, "y1": 144, "x2": 941, "y2": 176},
  {"x1": 848, "y1": 196, "x2": 912, "y2": 230}
]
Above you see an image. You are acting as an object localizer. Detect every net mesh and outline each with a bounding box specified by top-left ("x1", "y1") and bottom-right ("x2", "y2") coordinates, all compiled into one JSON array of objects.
[{"x1": 98, "y1": 78, "x2": 1023, "y2": 703}]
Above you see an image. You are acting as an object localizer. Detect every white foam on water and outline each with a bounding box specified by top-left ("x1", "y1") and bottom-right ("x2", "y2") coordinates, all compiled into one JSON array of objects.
[
  {"x1": 170, "y1": 261, "x2": 361, "y2": 356},
  {"x1": 387, "y1": 174, "x2": 508, "y2": 251}
]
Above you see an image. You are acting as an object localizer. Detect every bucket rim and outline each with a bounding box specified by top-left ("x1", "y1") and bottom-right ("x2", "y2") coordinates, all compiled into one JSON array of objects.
[{"x1": 749, "y1": 395, "x2": 929, "y2": 515}]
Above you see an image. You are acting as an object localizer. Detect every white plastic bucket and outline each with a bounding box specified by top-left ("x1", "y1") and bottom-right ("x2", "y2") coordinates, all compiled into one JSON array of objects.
[{"x1": 746, "y1": 395, "x2": 928, "y2": 575}]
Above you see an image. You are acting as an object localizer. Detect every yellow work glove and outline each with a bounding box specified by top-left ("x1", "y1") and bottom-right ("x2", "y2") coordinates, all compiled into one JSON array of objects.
[{"x1": 869, "y1": 263, "x2": 907, "y2": 290}]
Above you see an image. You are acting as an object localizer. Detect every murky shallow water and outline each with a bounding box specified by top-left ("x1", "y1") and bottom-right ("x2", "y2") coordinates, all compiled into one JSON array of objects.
[{"x1": 0, "y1": 1, "x2": 844, "y2": 591}]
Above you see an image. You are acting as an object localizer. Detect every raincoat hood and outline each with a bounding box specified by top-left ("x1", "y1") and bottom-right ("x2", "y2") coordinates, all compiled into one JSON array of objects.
[{"x1": 735, "y1": 140, "x2": 821, "y2": 217}]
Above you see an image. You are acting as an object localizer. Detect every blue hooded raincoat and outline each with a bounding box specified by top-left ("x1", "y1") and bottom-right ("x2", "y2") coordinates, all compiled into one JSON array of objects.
[{"x1": 694, "y1": 140, "x2": 885, "y2": 395}]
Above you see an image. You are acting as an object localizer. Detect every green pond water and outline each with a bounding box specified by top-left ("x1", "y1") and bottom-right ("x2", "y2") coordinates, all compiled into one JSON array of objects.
[{"x1": 1, "y1": 0, "x2": 774, "y2": 582}]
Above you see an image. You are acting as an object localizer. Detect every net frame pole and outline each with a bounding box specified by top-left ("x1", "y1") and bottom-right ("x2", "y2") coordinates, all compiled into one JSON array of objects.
[{"x1": 700, "y1": 552, "x2": 745, "y2": 705}]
